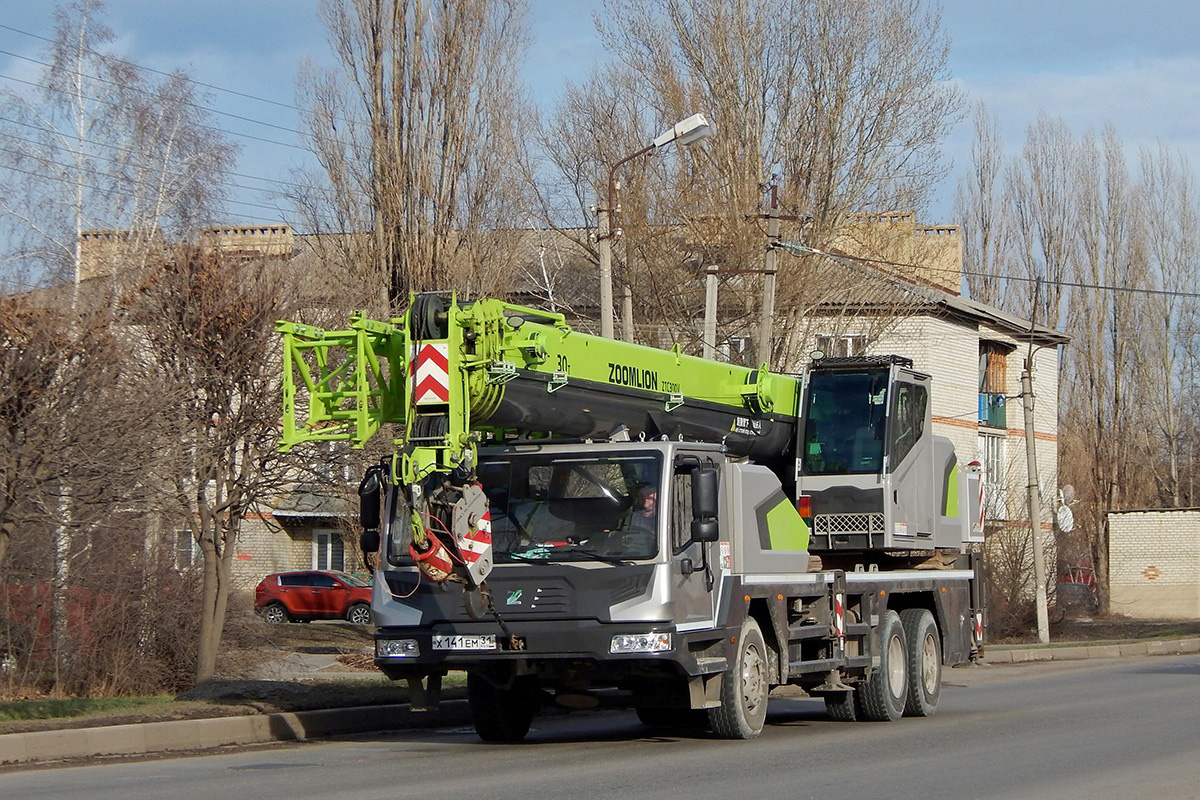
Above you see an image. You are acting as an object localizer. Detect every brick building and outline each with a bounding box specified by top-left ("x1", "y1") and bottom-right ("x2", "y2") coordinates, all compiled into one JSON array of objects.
[{"x1": 1108, "y1": 510, "x2": 1200, "y2": 619}]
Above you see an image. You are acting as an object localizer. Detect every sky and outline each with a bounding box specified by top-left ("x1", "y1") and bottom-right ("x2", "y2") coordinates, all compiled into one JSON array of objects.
[{"x1": 1, "y1": 0, "x2": 1198, "y2": 227}]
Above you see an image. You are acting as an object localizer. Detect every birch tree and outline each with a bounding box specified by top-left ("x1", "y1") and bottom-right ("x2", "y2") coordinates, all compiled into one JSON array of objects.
[{"x1": 0, "y1": 0, "x2": 237, "y2": 289}]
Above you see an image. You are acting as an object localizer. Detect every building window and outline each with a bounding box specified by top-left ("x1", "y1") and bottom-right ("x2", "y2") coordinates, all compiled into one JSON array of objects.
[
  {"x1": 175, "y1": 530, "x2": 199, "y2": 570},
  {"x1": 978, "y1": 432, "x2": 1007, "y2": 520},
  {"x1": 979, "y1": 342, "x2": 1009, "y2": 428},
  {"x1": 816, "y1": 333, "x2": 866, "y2": 358},
  {"x1": 312, "y1": 529, "x2": 345, "y2": 571}
]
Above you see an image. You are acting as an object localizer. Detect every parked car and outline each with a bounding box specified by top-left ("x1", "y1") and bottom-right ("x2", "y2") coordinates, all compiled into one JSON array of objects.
[{"x1": 255, "y1": 570, "x2": 373, "y2": 625}]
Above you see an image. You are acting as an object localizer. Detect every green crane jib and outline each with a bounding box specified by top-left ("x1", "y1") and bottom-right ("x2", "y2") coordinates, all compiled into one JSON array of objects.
[{"x1": 278, "y1": 293, "x2": 803, "y2": 586}]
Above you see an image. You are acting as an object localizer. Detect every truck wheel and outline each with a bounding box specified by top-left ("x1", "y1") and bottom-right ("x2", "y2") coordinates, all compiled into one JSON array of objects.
[
  {"x1": 857, "y1": 610, "x2": 907, "y2": 722},
  {"x1": 823, "y1": 691, "x2": 857, "y2": 721},
  {"x1": 467, "y1": 673, "x2": 536, "y2": 743},
  {"x1": 708, "y1": 618, "x2": 769, "y2": 739},
  {"x1": 899, "y1": 608, "x2": 941, "y2": 717}
]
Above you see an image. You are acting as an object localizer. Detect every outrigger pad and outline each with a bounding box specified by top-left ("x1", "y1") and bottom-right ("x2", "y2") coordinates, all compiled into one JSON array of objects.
[{"x1": 453, "y1": 482, "x2": 494, "y2": 585}]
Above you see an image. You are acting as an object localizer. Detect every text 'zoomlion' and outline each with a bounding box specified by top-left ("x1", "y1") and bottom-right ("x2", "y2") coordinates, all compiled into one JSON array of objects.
[{"x1": 608, "y1": 363, "x2": 659, "y2": 391}]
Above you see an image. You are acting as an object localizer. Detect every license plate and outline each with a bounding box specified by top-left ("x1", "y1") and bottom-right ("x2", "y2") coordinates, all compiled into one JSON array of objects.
[{"x1": 432, "y1": 634, "x2": 497, "y2": 651}]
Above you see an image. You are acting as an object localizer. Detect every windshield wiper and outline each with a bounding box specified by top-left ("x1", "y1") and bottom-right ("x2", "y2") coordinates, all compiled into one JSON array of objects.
[{"x1": 568, "y1": 549, "x2": 633, "y2": 566}]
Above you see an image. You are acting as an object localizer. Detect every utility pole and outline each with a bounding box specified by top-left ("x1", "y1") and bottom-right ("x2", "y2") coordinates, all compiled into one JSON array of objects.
[
  {"x1": 621, "y1": 285, "x2": 634, "y2": 343},
  {"x1": 597, "y1": 198, "x2": 615, "y2": 339},
  {"x1": 1022, "y1": 351, "x2": 1051, "y2": 644},
  {"x1": 703, "y1": 266, "x2": 719, "y2": 360},
  {"x1": 758, "y1": 184, "x2": 779, "y2": 367}
]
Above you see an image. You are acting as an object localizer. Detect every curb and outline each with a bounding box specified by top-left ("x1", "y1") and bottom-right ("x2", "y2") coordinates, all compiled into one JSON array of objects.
[
  {"x1": 3, "y1": 638, "x2": 1199, "y2": 767},
  {"x1": 981, "y1": 636, "x2": 1200, "y2": 664},
  {"x1": 0, "y1": 700, "x2": 472, "y2": 767}
]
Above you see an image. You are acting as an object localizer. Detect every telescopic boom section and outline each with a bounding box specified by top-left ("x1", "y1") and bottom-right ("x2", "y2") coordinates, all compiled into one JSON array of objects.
[{"x1": 278, "y1": 293, "x2": 804, "y2": 584}]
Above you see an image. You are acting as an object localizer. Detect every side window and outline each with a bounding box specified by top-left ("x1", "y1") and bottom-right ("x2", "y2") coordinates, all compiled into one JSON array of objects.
[
  {"x1": 312, "y1": 574, "x2": 340, "y2": 589},
  {"x1": 279, "y1": 574, "x2": 312, "y2": 588},
  {"x1": 670, "y1": 470, "x2": 694, "y2": 553},
  {"x1": 890, "y1": 382, "x2": 928, "y2": 467}
]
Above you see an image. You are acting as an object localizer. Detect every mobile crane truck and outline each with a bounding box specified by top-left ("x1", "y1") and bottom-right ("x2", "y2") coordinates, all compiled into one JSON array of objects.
[{"x1": 277, "y1": 293, "x2": 985, "y2": 741}]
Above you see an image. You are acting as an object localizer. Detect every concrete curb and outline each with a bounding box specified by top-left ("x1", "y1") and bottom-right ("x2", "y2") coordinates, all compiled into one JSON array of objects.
[
  {"x1": 3, "y1": 637, "x2": 1199, "y2": 767},
  {"x1": 981, "y1": 636, "x2": 1200, "y2": 664},
  {"x1": 0, "y1": 700, "x2": 472, "y2": 767}
]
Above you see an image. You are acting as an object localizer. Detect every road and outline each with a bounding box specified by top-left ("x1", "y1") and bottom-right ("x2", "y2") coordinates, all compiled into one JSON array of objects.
[{"x1": 3, "y1": 653, "x2": 1199, "y2": 800}]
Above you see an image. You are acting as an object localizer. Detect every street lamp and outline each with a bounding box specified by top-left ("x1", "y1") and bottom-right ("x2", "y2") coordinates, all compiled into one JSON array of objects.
[{"x1": 597, "y1": 113, "x2": 713, "y2": 338}]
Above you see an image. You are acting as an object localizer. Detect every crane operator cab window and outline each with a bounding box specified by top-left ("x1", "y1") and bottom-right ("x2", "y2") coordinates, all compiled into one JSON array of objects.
[
  {"x1": 474, "y1": 452, "x2": 663, "y2": 563},
  {"x1": 801, "y1": 369, "x2": 890, "y2": 476}
]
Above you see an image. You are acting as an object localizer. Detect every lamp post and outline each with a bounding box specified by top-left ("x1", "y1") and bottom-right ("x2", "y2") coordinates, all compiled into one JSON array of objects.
[{"x1": 597, "y1": 113, "x2": 713, "y2": 338}]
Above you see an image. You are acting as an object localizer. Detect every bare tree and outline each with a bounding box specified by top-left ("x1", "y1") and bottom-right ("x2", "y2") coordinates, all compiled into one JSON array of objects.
[
  {"x1": 127, "y1": 249, "x2": 298, "y2": 684},
  {"x1": 955, "y1": 102, "x2": 1009, "y2": 306},
  {"x1": 531, "y1": 0, "x2": 963, "y2": 366},
  {"x1": 0, "y1": 0, "x2": 237, "y2": 289},
  {"x1": 292, "y1": 0, "x2": 532, "y2": 313}
]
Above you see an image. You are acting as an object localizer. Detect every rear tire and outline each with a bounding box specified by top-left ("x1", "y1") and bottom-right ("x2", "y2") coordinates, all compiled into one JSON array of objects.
[
  {"x1": 467, "y1": 673, "x2": 536, "y2": 743},
  {"x1": 857, "y1": 610, "x2": 907, "y2": 722},
  {"x1": 262, "y1": 603, "x2": 290, "y2": 624},
  {"x1": 708, "y1": 618, "x2": 770, "y2": 739},
  {"x1": 899, "y1": 608, "x2": 941, "y2": 717},
  {"x1": 824, "y1": 691, "x2": 858, "y2": 721}
]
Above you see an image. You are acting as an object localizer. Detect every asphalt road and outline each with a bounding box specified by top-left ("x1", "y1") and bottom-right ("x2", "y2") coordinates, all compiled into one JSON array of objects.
[{"x1": 3, "y1": 654, "x2": 1199, "y2": 800}]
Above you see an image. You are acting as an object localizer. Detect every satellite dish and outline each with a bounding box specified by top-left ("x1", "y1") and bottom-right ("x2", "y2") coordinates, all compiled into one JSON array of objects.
[{"x1": 1057, "y1": 504, "x2": 1075, "y2": 533}]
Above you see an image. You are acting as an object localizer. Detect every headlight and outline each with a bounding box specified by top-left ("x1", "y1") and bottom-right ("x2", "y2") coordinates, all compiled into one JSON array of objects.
[
  {"x1": 610, "y1": 632, "x2": 672, "y2": 654},
  {"x1": 376, "y1": 638, "x2": 420, "y2": 658}
]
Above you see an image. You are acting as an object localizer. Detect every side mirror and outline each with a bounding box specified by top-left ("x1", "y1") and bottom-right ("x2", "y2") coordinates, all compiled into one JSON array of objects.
[
  {"x1": 358, "y1": 465, "x2": 383, "y2": 532},
  {"x1": 690, "y1": 467, "x2": 719, "y2": 543}
]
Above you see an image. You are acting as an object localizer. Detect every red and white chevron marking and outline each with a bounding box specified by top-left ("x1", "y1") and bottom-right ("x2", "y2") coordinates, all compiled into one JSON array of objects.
[
  {"x1": 833, "y1": 592, "x2": 846, "y2": 647},
  {"x1": 458, "y1": 510, "x2": 493, "y2": 565},
  {"x1": 413, "y1": 343, "x2": 450, "y2": 405}
]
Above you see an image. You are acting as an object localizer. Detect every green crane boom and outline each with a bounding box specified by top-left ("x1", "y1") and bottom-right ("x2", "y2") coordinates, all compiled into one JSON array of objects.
[{"x1": 278, "y1": 293, "x2": 804, "y2": 585}]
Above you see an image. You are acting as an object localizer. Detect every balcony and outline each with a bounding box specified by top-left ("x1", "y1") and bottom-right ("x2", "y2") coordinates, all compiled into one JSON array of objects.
[{"x1": 978, "y1": 392, "x2": 1006, "y2": 429}]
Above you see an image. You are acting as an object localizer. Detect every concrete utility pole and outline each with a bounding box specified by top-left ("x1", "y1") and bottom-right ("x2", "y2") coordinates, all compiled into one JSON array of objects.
[
  {"x1": 1022, "y1": 352, "x2": 1051, "y2": 644},
  {"x1": 703, "y1": 266, "x2": 719, "y2": 360},
  {"x1": 621, "y1": 285, "x2": 634, "y2": 343},
  {"x1": 758, "y1": 185, "x2": 780, "y2": 366}
]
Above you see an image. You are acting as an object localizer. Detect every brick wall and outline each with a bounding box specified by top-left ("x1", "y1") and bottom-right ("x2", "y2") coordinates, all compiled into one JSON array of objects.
[{"x1": 1108, "y1": 510, "x2": 1200, "y2": 619}]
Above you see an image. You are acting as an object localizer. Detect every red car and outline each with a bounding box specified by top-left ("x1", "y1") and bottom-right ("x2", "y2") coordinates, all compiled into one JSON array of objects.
[{"x1": 255, "y1": 571, "x2": 373, "y2": 625}]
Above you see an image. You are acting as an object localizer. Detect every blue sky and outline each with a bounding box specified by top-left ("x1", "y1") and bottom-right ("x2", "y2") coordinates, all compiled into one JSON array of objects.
[{"x1": 1, "y1": 0, "x2": 1198, "y2": 225}]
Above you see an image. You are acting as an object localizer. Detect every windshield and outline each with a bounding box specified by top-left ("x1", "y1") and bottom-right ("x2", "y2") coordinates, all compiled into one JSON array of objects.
[
  {"x1": 801, "y1": 370, "x2": 889, "y2": 475},
  {"x1": 480, "y1": 452, "x2": 662, "y2": 563}
]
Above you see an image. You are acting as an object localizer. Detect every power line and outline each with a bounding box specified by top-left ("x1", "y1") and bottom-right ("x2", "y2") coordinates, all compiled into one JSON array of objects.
[
  {"x1": 0, "y1": 114, "x2": 334, "y2": 198},
  {"x1": 0, "y1": 71, "x2": 313, "y2": 153},
  {"x1": 0, "y1": 160, "x2": 294, "y2": 225},
  {"x1": 774, "y1": 240, "x2": 1200, "y2": 302},
  {"x1": 0, "y1": 21, "x2": 307, "y2": 116},
  {"x1": 0, "y1": 46, "x2": 310, "y2": 138},
  {"x1": 0, "y1": 20, "x2": 366, "y2": 133}
]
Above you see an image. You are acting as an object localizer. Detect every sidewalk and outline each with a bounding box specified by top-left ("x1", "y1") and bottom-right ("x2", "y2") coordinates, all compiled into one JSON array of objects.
[{"x1": 2, "y1": 636, "x2": 1198, "y2": 767}]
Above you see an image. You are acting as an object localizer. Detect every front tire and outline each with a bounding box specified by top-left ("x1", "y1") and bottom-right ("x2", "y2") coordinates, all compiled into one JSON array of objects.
[
  {"x1": 857, "y1": 610, "x2": 907, "y2": 722},
  {"x1": 708, "y1": 618, "x2": 770, "y2": 739},
  {"x1": 899, "y1": 608, "x2": 941, "y2": 717},
  {"x1": 467, "y1": 673, "x2": 536, "y2": 743},
  {"x1": 346, "y1": 603, "x2": 372, "y2": 625}
]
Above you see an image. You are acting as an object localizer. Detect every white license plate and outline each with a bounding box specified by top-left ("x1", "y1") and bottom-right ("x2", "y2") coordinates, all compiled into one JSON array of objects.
[{"x1": 432, "y1": 634, "x2": 497, "y2": 651}]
